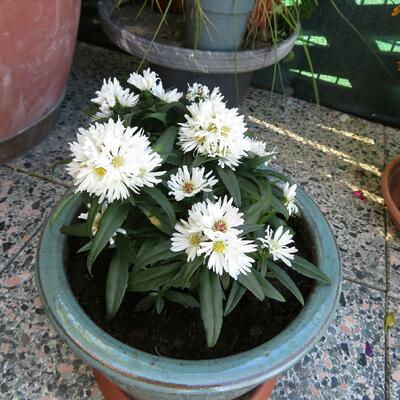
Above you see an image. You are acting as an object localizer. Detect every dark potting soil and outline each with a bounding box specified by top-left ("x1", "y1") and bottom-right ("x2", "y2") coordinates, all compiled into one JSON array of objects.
[{"x1": 66, "y1": 224, "x2": 314, "y2": 360}]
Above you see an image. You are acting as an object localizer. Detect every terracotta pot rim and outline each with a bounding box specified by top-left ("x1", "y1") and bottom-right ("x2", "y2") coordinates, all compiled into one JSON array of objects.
[
  {"x1": 93, "y1": 369, "x2": 278, "y2": 400},
  {"x1": 381, "y1": 157, "x2": 400, "y2": 226}
]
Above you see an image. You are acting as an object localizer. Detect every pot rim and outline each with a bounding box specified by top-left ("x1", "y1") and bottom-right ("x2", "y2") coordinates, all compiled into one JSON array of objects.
[
  {"x1": 36, "y1": 185, "x2": 341, "y2": 391},
  {"x1": 96, "y1": 0, "x2": 300, "y2": 74},
  {"x1": 381, "y1": 156, "x2": 400, "y2": 225}
]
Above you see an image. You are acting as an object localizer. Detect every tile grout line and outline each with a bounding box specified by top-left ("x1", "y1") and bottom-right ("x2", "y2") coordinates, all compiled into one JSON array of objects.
[
  {"x1": 1, "y1": 164, "x2": 72, "y2": 189},
  {"x1": 384, "y1": 211, "x2": 392, "y2": 400},
  {"x1": 342, "y1": 276, "x2": 386, "y2": 293},
  {"x1": 383, "y1": 127, "x2": 391, "y2": 400},
  {"x1": 0, "y1": 225, "x2": 43, "y2": 277}
]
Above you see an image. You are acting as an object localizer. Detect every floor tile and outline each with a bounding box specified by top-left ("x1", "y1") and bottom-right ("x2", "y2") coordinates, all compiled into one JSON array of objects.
[
  {"x1": 0, "y1": 237, "x2": 101, "y2": 400},
  {"x1": 0, "y1": 167, "x2": 66, "y2": 268},
  {"x1": 270, "y1": 280, "x2": 385, "y2": 400},
  {"x1": 387, "y1": 296, "x2": 400, "y2": 400},
  {"x1": 386, "y1": 216, "x2": 400, "y2": 299}
]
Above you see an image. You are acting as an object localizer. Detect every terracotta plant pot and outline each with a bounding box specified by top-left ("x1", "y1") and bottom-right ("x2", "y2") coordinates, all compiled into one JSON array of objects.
[
  {"x1": 0, "y1": 0, "x2": 81, "y2": 162},
  {"x1": 381, "y1": 157, "x2": 400, "y2": 230},
  {"x1": 36, "y1": 184, "x2": 341, "y2": 400},
  {"x1": 93, "y1": 369, "x2": 278, "y2": 400}
]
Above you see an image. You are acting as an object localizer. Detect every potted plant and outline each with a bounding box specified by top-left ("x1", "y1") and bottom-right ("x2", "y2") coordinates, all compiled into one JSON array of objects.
[
  {"x1": 96, "y1": 0, "x2": 304, "y2": 105},
  {"x1": 37, "y1": 70, "x2": 341, "y2": 399},
  {"x1": 0, "y1": 0, "x2": 81, "y2": 162}
]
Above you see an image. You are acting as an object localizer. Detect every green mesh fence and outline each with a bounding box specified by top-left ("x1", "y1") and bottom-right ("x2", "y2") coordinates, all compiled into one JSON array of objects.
[{"x1": 252, "y1": 0, "x2": 400, "y2": 127}]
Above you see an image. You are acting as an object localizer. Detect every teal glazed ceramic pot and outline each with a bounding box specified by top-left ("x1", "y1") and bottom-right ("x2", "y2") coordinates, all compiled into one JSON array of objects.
[{"x1": 36, "y1": 187, "x2": 341, "y2": 400}]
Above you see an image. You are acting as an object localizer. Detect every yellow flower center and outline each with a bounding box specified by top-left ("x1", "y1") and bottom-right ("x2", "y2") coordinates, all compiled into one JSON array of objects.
[
  {"x1": 213, "y1": 241, "x2": 226, "y2": 254},
  {"x1": 196, "y1": 135, "x2": 205, "y2": 144},
  {"x1": 111, "y1": 155, "x2": 124, "y2": 168},
  {"x1": 189, "y1": 233, "x2": 202, "y2": 246},
  {"x1": 138, "y1": 167, "x2": 147, "y2": 177},
  {"x1": 207, "y1": 123, "x2": 218, "y2": 133},
  {"x1": 94, "y1": 167, "x2": 106, "y2": 177},
  {"x1": 221, "y1": 125, "x2": 230, "y2": 136},
  {"x1": 213, "y1": 219, "x2": 228, "y2": 233},
  {"x1": 182, "y1": 181, "x2": 194, "y2": 194}
]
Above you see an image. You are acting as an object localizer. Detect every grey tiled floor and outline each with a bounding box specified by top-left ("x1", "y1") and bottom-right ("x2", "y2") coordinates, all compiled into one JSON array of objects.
[{"x1": 0, "y1": 42, "x2": 399, "y2": 399}]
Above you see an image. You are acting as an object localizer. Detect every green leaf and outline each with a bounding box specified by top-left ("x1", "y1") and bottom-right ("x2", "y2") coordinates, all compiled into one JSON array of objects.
[
  {"x1": 224, "y1": 281, "x2": 246, "y2": 316},
  {"x1": 77, "y1": 241, "x2": 92, "y2": 253},
  {"x1": 267, "y1": 261, "x2": 304, "y2": 305},
  {"x1": 60, "y1": 223, "x2": 89, "y2": 237},
  {"x1": 172, "y1": 257, "x2": 203, "y2": 288},
  {"x1": 158, "y1": 101, "x2": 186, "y2": 113},
  {"x1": 220, "y1": 273, "x2": 230, "y2": 291},
  {"x1": 143, "y1": 187, "x2": 176, "y2": 227},
  {"x1": 255, "y1": 272, "x2": 285, "y2": 302},
  {"x1": 165, "y1": 290, "x2": 199, "y2": 308},
  {"x1": 238, "y1": 271, "x2": 265, "y2": 301},
  {"x1": 50, "y1": 192, "x2": 80, "y2": 226},
  {"x1": 216, "y1": 166, "x2": 241, "y2": 207},
  {"x1": 191, "y1": 155, "x2": 212, "y2": 168},
  {"x1": 245, "y1": 154, "x2": 275, "y2": 169},
  {"x1": 245, "y1": 180, "x2": 272, "y2": 224},
  {"x1": 238, "y1": 178, "x2": 260, "y2": 200},
  {"x1": 87, "y1": 198, "x2": 100, "y2": 237},
  {"x1": 238, "y1": 224, "x2": 264, "y2": 236},
  {"x1": 87, "y1": 202, "x2": 129, "y2": 274},
  {"x1": 143, "y1": 112, "x2": 167, "y2": 127},
  {"x1": 155, "y1": 297, "x2": 165, "y2": 314},
  {"x1": 136, "y1": 204, "x2": 172, "y2": 235},
  {"x1": 257, "y1": 168, "x2": 287, "y2": 183},
  {"x1": 135, "y1": 239, "x2": 176, "y2": 269},
  {"x1": 199, "y1": 269, "x2": 223, "y2": 348},
  {"x1": 105, "y1": 241, "x2": 131, "y2": 319},
  {"x1": 134, "y1": 295, "x2": 157, "y2": 311},
  {"x1": 152, "y1": 126, "x2": 177, "y2": 160},
  {"x1": 128, "y1": 262, "x2": 181, "y2": 292},
  {"x1": 292, "y1": 256, "x2": 331, "y2": 284},
  {"x1": 271, "y1": 195, "x2": 289, "y2": 220}
]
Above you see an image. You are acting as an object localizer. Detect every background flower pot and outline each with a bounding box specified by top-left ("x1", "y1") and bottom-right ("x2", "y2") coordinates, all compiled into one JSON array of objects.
[
  {"x1": 184, "y1": 0, "x2": 256, "y2": 51},
  {"x1": 97, "y1": 0, "x2": 298, "y2": 106},
  {"x1": 36, "y1": 185, "x2": 341, "y2": 400},
  {"x1": 381, "y1": 157, "x2": 400, "y2": 231},
  {"x1": 0, "y1": 0, "x2": 81, "y2": 163},
  {"x1": 93, "y1": 369, "x2": 278, "y2": 400}
]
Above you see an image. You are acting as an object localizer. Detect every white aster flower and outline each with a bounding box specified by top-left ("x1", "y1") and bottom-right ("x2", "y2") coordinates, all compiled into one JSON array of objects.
[
  {"x1": 282, "y1": 182, "x2": 298, "y2": 216},
  {"x1": 189, "y1": 196, "x2": 244, "y2": 237},
  {"x1": 178, "y1": 92, "x2": 250, "y2": 169},
  {"x1": 127, "y1": 68, "x2": 159, "y2": 91},
  {"x1": 258, "y1": 225, "x2": 298, "y2": 267},
  {"x1": 199, "y1": 232, "x2": 257, "y2": 279},
  {"x1": 245, "y1": 137, "x2": 277, "y2": 165},
  {"x1": 170, "y1": 196, "x2": 255, "y2": 279},
  {"x1": 78, "y1": 203, "x2": 127, "y2": 245},
  {"x1": 91, "y1": 78, "x2": 138, "y2": 121},
  {"x1": 167, "y1": 166, "x2": 218, "y2": 201},
  {"x1": 67, "y1": 118, "x2": 165, "y2": 203},
  {"x1": 151, "y1": 81, "x2": 183, "y2": 103},
  {"x1": 186, "y1": 83, "x2": 210, "y2": 102},
  {"x1": 171, "y1": 220, "x2": 205, "y2": 261}
]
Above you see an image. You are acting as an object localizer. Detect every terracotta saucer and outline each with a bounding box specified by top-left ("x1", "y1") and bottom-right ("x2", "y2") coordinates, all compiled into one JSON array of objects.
[
  {"x1": 93, "y1": 369, "x2": 278, "y2": 400},
  {"x1": 381, "y1": 157, "x2": 400, "y2": 230}
]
